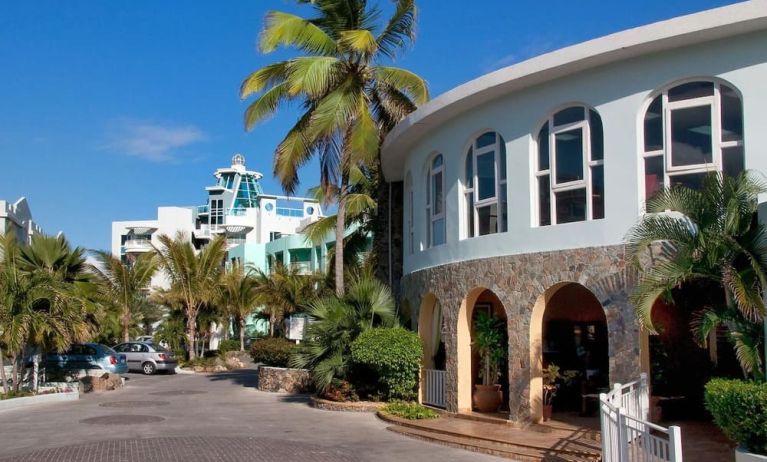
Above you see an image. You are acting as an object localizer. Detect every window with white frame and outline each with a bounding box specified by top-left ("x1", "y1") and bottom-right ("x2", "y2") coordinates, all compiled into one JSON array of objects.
[
  {"x1": 642, "y1": 80, "x2": 744, "y2": 200},
  {"x1": 426, "y1": 154, "x2": 446, "y2": 247},
  {"x1": 535, "y1": 106, "x2": 604, "y2": 225},
  {"x1": 462, "y1": 132, "x2": 508, "y2": 237},
  {"x1": 405, "y1": 172, "x2": 414, "y2": 254}
]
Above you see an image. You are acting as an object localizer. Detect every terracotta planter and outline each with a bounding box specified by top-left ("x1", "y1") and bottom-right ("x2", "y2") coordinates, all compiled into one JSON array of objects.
[
  {"x1": 473, "y1": 384, "x2": 502, "y2": 412},
  {"x1": 542, "y1": 403, "x2": 553, "y2": 421},
  {"x1": 736, "y1": 447, "x2": 767, "y2": 462}
]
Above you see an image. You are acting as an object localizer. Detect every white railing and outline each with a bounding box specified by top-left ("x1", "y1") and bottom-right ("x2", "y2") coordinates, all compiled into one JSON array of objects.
[
  {"x1": 422, "y1": 368, "x2": 447, "y2": 408},
  {"x1": 600, "y1": 373, "x2": 683, "y2": 462}
]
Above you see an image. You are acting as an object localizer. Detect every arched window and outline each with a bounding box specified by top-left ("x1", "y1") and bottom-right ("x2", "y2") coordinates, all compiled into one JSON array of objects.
[
  {"x1": 642, "y1": 80, "x2": 744, "y2": 200},
  {"x1": 535, "y1": 106, "x2": 604, "y2": 225},
  {"x1": 426, "y1": 154, "x2": 446, "y2": 247},
  {"x1": 463, "y1": 132, "x2": 507, "y2": 237},
  {"x1": 405, "y1": 172, "x2": 414, "y2": 255}
]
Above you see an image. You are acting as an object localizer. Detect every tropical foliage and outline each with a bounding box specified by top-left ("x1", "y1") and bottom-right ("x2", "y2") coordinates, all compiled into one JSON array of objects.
[
  {"x1": 472, "y1": 311, "x2": 506, "y2": 386},
  {"x1": 153, "y1": 232, "x2": 227, "y2": 360},
  {"x1": 626, "y1": 171, "x2": 767, "y2": 378},
  {"x1": 290, "y1": 272, "x2": 396, "y2": 393},
  {"x1": 0, "y1": 233, "x2": 100, "y2": 392},
  {"x1": 350, "y1": 327, "x2": 421, "y2": 400},
  {"x1": 241, "y1": 0, "x2": 428, "y2": 295},
  {"x1": 90, "y1": 251, "x2": 157, "y2": 343},
  {"x1": 705, "y1": 378, "x2": 767, "y2": 455},
  {"x1": 218, "y1": 262, "x2": 260, "y2": 351},
  {"x1": 250, "y1": 261, "x2": 325, "y2": 337}
]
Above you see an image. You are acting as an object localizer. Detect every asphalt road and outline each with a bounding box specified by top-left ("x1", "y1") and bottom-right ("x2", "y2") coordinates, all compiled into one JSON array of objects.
[{"x1": 0, "y1": 368, "x2": 503, "y2": 461}]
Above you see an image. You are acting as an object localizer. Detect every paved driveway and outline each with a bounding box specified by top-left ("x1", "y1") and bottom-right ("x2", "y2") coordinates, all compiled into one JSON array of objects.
[{"x1": 0, "y1": 368, "x2": 502, "y2": 461}]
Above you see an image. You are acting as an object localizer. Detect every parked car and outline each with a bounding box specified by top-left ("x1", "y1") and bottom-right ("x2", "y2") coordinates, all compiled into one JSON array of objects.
[
  {"x1": 42, "y1": 343, "x2": 128, "y2": 375},
  {"x1": 113, "y1": 342, "x2": 177, "y2": 375}
]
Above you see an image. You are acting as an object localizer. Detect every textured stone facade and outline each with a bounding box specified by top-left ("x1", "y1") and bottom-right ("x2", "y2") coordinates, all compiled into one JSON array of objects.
[
  {"x1": 403, "y1": 244, "x2": 642, "y2": 422},
  {"x1": 257, "y1": 366, "x2": 311, "y2": 393}
]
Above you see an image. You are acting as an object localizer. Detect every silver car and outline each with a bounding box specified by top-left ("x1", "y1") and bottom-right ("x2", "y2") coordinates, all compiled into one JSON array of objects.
[{"x1": 113, "y1": 342, "x2": 177, "y2": 375}]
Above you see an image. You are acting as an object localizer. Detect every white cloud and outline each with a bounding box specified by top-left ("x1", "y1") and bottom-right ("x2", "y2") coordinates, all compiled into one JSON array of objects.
[
  {"x1": 484, "y1": 37, "x2": 562, "y2": 73},
  {"x1": 102, "y1": 118, "x2": 206, "y2": 162}
]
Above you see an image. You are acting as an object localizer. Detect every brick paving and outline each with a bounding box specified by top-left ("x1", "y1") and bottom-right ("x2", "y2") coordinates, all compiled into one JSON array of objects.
[
  {"x1": 0, "y1": 368, "x2": 502, "y2": 462},
  {"x1": 0, "y1": 436, "x2": 356, "y2": 462}
]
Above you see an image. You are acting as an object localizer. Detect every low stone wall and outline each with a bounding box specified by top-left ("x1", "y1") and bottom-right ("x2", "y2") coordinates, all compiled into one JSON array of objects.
[
  {"x1": 309, "y1": 396, "x2": 386, "y2": 412},
  {"x1": 257, "y1": 366, "x2": 311, "y2": 393},
  {"x1": 0, "y1": 389, "x2": 79, "y2": 412}
]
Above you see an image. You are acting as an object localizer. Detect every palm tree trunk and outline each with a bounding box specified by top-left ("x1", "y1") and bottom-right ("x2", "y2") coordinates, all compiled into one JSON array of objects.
[
  {"x1": 239, "y1": 318, "x2": 246, "y2": 352},
  {"x1": 270, "y1": 315, "x2": 276, "y2": 337},
  {"x1": 123, "y1": 304, "x2": 130, "y2": 343},
  {"x1": 335, "y1": 181, "x2": 347, "y2": 296},
  {"x1": 0, "y1": 348, "x2": 8, "y2": 395},
  {"x1": 187, "y1": 315, "x2": 197, "y2": 361},
  {"x1": 11, "y1": 353, "x2": 19, "y2": 392}
]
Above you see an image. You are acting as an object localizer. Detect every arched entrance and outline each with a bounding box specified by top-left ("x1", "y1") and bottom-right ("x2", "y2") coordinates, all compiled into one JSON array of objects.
[
  {"x1": 457, "y1": 288, "x2": 509, "y2": 414},
  {"x1": 418, "y1": 294, "x2": 446, "y2": 407},
  {"x1": 530, "y1": 282, "x2": 609, "y2": 422}
]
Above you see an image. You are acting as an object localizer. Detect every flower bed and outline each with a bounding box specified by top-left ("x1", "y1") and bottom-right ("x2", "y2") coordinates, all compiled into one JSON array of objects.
[
  {"x1": 309, "y1": 396, "x2": 386, "y2": 412},
  {"x1": 257, "y1": 366, "x2": 311, "y2": 393}
]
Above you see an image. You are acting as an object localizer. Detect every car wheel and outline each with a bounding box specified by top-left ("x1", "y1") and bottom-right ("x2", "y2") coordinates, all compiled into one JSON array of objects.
[{"x1": 141, "y1": 362, "x2": 156, "y2": 375}]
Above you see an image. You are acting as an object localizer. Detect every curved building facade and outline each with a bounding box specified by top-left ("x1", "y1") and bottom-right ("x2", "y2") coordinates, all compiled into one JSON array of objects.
[{"x1": 381, "y1": 1, "x2": 767, "y2": 421}]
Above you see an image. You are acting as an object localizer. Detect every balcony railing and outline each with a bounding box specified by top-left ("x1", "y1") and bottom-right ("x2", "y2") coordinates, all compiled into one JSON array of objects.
[{"x1": 124, "y1": 238, "x2": 153, "y2": 252}]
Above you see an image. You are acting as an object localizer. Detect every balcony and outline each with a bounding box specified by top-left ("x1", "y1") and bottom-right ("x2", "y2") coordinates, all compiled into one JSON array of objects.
[
  {"x1": 289, "y1": 261, "x2": 312, "y2": 275},
  {"x1": 124, "y1": 238, "x2": 153, "y2": 253},
  {"x1": 277, "y1": 207, "x2": 304, "y2": 218}
]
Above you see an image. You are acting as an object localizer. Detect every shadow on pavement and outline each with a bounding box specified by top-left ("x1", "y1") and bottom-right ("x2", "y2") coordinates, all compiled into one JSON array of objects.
[{"x1": 206, "y1": 368, "x2": 259, "y2": 388}]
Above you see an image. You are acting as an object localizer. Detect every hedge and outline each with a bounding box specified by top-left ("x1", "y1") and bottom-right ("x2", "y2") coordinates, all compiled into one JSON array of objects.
[
  {"x1": 250, "y1": 337, "x2": 296, "y2": 367},
  {"x1": 350, "y1": 327, "x2": 422, "y2": 401},
  {"x1": 704, "y1": 378, "x2": 767, "y2": 455},
  {"x1": 217, "y1": 339, "x2": 241, "y2": 355}
]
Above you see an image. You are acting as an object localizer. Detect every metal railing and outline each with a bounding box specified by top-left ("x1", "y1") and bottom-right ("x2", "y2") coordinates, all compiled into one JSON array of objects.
[
  {"x1": 600, "y1": 373, "x2": 683, "y2": 462},
  {"x1": 422, "y1": 368, "x2": 447, "y2": 408}
]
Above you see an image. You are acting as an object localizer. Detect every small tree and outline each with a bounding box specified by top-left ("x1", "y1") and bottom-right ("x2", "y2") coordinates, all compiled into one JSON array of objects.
[
  {"x1": 219, "y1": 263, "x2": 260, "y2": 351},
  {"x1": 472, "y1": 311, "x2": 505, "y2": 386}
]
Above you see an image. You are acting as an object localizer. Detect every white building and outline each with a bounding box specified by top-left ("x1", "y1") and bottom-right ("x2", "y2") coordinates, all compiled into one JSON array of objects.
[
  {"x1": 380, "y1": 0, "x2": 767, "y2": 422},
  {"x1": 0, "y1": 197, "x2": 44, "y2": 244}
]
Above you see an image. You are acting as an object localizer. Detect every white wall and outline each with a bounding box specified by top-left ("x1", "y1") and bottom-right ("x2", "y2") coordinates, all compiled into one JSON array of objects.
[{"x1": 400, "y1": 31, "x2": 767, "y2": 275}]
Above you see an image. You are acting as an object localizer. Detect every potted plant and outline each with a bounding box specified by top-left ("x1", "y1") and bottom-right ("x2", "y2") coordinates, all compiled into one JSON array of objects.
[
  {"x1": 705, "y1": 378, "x2": 767, "y2": 462},
  {"x1": 472, "y1": 311, "x2": 506, "y2": 412},
  {"x1": 542, "y1": 364, "x2": 578, "y2": 421}
]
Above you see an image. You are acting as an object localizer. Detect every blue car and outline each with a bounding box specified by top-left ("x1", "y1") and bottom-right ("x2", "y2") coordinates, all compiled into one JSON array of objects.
[{"x1": 43, "y1": 343, "x2": 128, "y2": 375}]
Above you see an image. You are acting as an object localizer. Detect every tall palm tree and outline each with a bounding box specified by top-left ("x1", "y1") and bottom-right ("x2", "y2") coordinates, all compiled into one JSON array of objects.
[
  {"x1": 241, "y1": 0, "x2": 428, "y2": 295},
  {"x1": 250, "y1": 261, "x2": 325, "y2": 337},
  {"x1": 90, "y1": 251, "x2": 157, "y2": 343},
  {"x1": 290, "y1": 271, "x2": 396, "y2": 391},
  {"x1": 626, "y1": 171, "x2": 767, "y2": 378},
  {"x1": 219, "y1": 263, "x2": 260, "y2": 351},
  {"x1": 154, "y1": 232, "x2": 227, "y2": 360}
]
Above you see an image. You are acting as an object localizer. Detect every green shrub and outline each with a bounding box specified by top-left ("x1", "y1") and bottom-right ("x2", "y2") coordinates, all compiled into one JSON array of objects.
[
  {"x1": 382, "y1": 401, "x2": 439, "y2": 420},
  {"x1": 350, "y1": 327, "x2": 422, "y2": 401},
  {"x1": 250, "y1": 337, "x2": 296, "y2": 367},
  {"x1": 322, "y1": 379, "x2": 359, "y2": 402},
  {"x1": 704, "y1": 378, "x2": 767, "y2": 455},
  {"x1": 217, "y1": 339, "x2": 241, "y2": 355}
]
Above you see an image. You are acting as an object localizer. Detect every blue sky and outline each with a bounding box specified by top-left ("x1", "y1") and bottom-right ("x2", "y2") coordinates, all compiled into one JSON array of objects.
[{"x1": 0, "y1": 0, "x2": 741, "y2": 251}]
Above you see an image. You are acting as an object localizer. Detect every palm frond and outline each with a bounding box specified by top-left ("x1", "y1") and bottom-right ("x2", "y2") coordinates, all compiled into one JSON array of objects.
[
  {"x1": 376, "y1": 0, "x2": 416, "y2": 59},
  {"x1": 374, "y1": 66, "x2": 429, "y2": 105},
  {"x1": 259, "y1": 11, "x2": 338, "y2": 55}
]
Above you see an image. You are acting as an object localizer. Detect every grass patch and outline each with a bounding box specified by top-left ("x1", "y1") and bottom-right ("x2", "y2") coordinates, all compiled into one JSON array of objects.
[{"x1": 381, "y1": 401, "x2": 439, "y2": 420}]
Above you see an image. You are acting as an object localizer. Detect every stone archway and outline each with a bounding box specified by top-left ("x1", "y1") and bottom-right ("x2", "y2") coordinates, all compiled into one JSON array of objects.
[
  {"x1": 529, "y1": 282, "x2": 609, "y2": 422},
  {"x1": 418, "y1": 294, "x2": 443, "y2": 370},
  {"x1": 456, "y1": 287, "x2": 509, "y2": 413}
]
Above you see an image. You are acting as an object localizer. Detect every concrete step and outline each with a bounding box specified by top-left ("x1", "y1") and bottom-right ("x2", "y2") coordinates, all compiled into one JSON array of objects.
[{"x1": 387, "y1": 425, "x2": 601, "y2": 462}]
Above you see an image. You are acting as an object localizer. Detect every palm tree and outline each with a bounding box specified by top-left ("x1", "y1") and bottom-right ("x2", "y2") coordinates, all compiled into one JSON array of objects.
[
  {"x1": 219, "y1": 263, "x2": 260, "y2": 351},
  {"x1": 626, "y1": 171, "x2": 767, "y2": 378},
  {"x1": 241, "y1": 0, "x2": 428, "y2": 295},
  {"x1": 0, "y1": 233, "x2": 99, "y2": 391},
  {"x1": 90, "y1": 251, "x2": 157, "y2": 343},
  {"x1": 154, "y1": 232, "x2": 227, "y2": 360},
  {"x1": 290, "y1": 271, "x2": 396, "y2": 392},
  {"x1": 250, "y1": 262, "x2": 325, "y2": 337}
]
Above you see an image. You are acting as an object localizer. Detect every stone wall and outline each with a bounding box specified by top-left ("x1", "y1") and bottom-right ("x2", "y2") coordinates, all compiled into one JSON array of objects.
[
  {"x1": 257, "y1": 366, "x2": 311, "y2": 394},
  {"x1": 403, "y1": 244, "x2": 642, "y2": 422}
]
